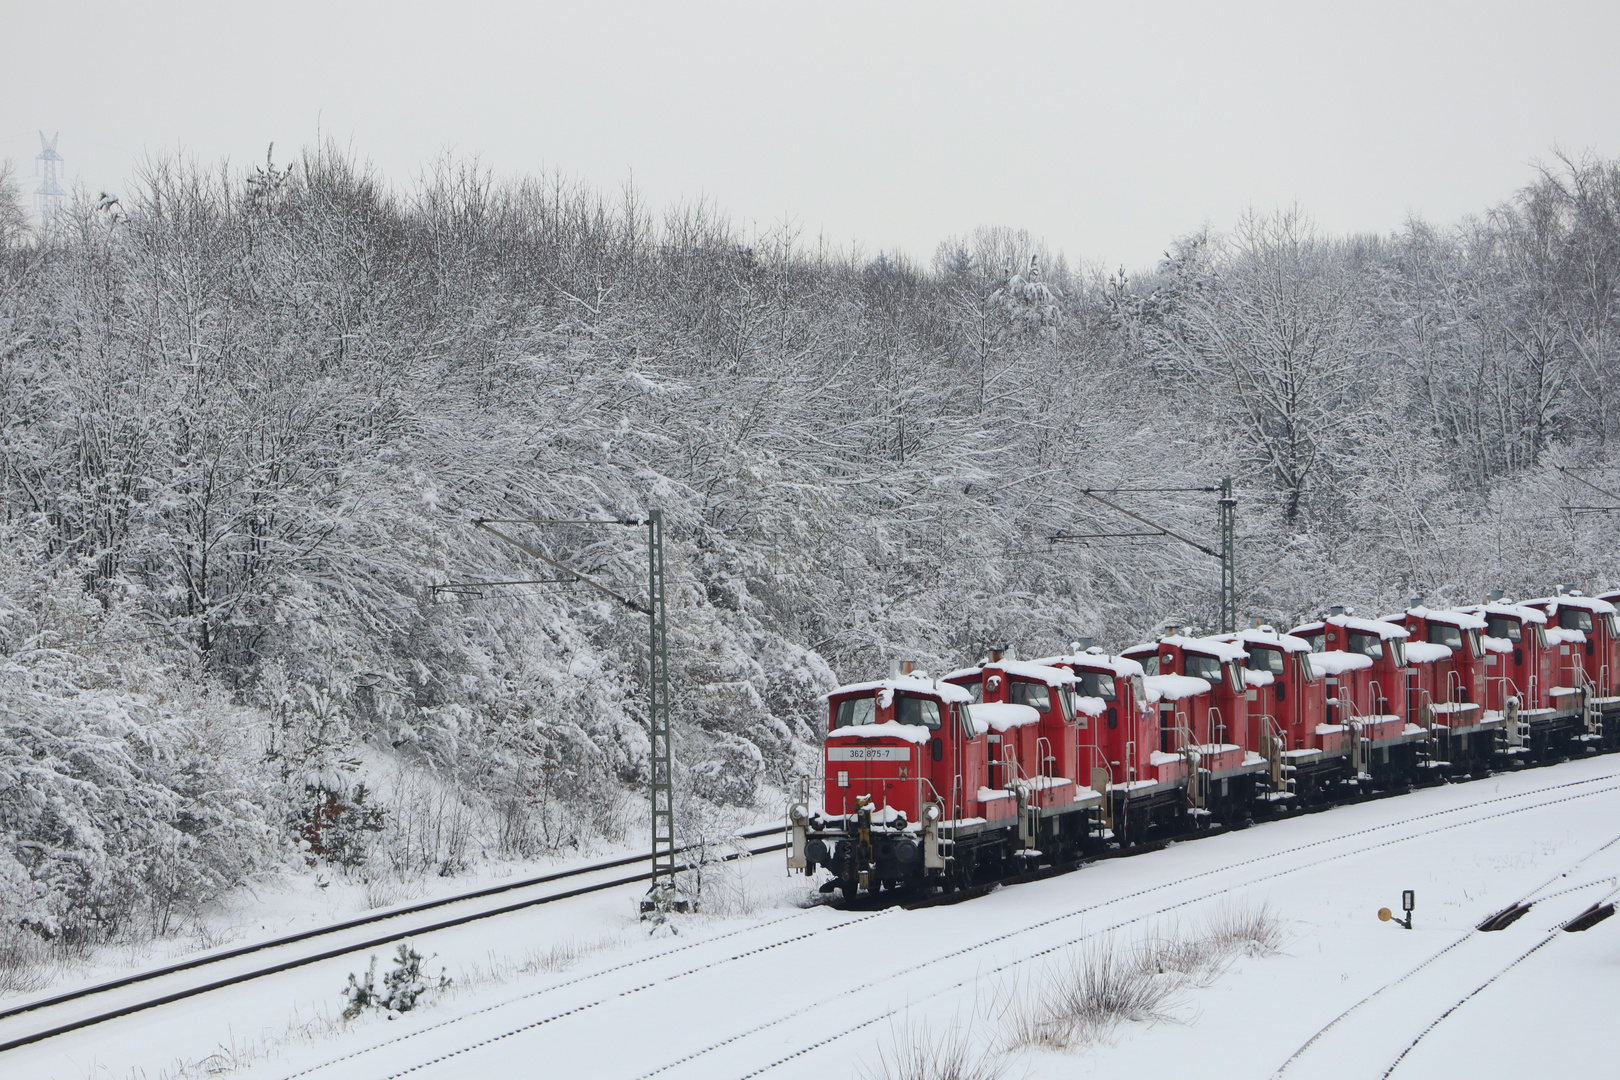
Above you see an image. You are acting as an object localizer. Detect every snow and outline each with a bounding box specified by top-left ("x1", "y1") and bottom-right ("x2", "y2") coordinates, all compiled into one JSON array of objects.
[
  {"x1": 1404, "y1": 641, "x2": 1453, "y2": 664},
  {"x1": 1071, "y1": 695, "x2": 1107, "y2": 718},
  {"x1": 1290, "y1": 615, "x2": 1409, "y2": 640},
  {"x1": 1243, "y1": 668, "x2": 1276, "y2": 687},
  {"x1": 1525, "y1": 594, "x2": 1619, "y2": 615},
  {"x1": 1316, "y1": 723, "x2": 1347, "y2": 734},
  {"x1": 1544, "y1": 627, "x2": 1588, "y2": 646},
  {"x1": 1221, "y1": 626, "x2": 1315, "y2": 652},
  {"x1": 1480, "y1": 635, "x2": 1513, "y2": 654},
  {"x1": 986, "y1": 659, "x2": 1080, "y2": 686},
  {"x1": 976, "y1": 786, "x2": 1015, "y2": 801},
  {"x1": 1148, "y1": 750, "x2": 1186, "y2": 766},
  {"x1": 1467, "y1": 601, "x2": 1548, "y2": 625},
  {"x1": 1162, "y1": 634, "x2": 1247, "y2": 662},
  {"x1": 820, "y1": 673, "x2": 976, "y2": 704},
  {"x1": 1032, "y1": 653, "x2": 1146, "y2": 680},
  {"x1": 824, "y1": 721, "x2": 932, "y2": 745},
  {"x1": 1407, "y1": 605, "x2": 1489, "y2": 630},
  {"x1": 1144, "y1": 673, "x2": 1212, "y2": 701},
  {"x1": 968, "y1": 702, "x2": 1042, "y2": 731},
  {"x1": 1305, "y1": 651, "x2": 1374, "y2": 676}
]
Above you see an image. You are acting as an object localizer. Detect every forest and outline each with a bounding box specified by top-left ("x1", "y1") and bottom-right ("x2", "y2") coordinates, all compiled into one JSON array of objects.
[{"x1": 2, "y1": 145, "x2": 1618, "y2": 962}]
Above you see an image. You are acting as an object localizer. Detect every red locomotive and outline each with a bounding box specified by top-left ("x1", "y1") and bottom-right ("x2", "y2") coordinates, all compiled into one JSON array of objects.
[{"x1": 789, "y1": 589, "x2": 1620, "y2": 901}]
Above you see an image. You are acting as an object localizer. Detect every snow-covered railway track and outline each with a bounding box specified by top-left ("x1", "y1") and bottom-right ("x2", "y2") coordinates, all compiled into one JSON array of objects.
[
  {"x1": 0, "y1": 829, "x2": 783, "y2": 1056},
  {"x1": 299, "y1": 768, "x2": 1620, "y2": 1080},
  {"x1": 1273, "y1": 828, "x2": 1620, "y2": 1078},
  {"x1": 651, "y1": 774, "x2": 1620, "y2": 1080}
]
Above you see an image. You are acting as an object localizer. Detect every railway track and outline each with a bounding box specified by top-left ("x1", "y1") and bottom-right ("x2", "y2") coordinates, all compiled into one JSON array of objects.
[
  {"x1": 0, "y1": 827, "x2": 784, "y2": 1055},
  {"x1": 1273, "y1": 827, "x2": 1620, "y2": 1077},
  {"x1": 668, "y1": 772, "x2": 1620, "y2": 1080},
  {"x1": 262, "y1": 765, "x2": 1620, "y2": 1080}
]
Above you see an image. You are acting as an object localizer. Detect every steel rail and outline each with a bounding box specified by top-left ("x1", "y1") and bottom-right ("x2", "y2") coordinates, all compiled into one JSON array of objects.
[{"x1": 0, "y1": 829, "x2": 783, "y2": 1054}]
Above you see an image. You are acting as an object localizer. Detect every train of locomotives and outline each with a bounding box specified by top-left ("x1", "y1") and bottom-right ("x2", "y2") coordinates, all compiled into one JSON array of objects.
[{"x1": 786, "y1": 587, "x2": 1620, "y2": 901}]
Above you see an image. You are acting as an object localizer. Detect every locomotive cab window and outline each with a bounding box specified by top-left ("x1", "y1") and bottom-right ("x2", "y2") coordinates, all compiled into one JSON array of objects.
[
  {"x1": 834, "y1": 696, "x2": 876, "y2": 728},
  {"x1": 1485, "y1": 616, "x2": 1522, "y2": 643},
  {"x1": 1427, "y1": 623, "x2": 1464, "y2": 650},
  {"x1": 1348, "y1": 632, "x2": 1383, "y2": 658},
  {"x1": 1185, "y1": 654, "x2": 1224, "y2": 682},
  {"x1": 1076, "y1": 670, "x2": 1117, "y2": 700},
  {"x1": 1008, "y1": 680, "x2": 1051, "y2": 712},
  {"x1": 1299, "y1": 632, "x2": 1325, "y2": 653},
  {"x1": 1390, "y1": 639, "x2": 1408, "y2": 667},
  {"x1": 894, "y1": 694, "x2": 942, "y2": 729},
  {"x1": 1465, "y1": 630, "x2": 1483, "y2": 659},
  {"x1": 1559, "y1": 608, "x2": 1594, "y2": 634},
  {"x1": 1246, "y1": 647, "x2": 1285, "y2": 675},
  {"x1": 1057, "y1": 685, "x2": 1076, "y2": 721},
  {"x1": 1132, "y1": 654, "x2": 1160, "y2": 676}
]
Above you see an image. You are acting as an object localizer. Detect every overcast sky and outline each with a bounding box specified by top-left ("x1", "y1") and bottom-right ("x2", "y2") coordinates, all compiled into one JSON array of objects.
[{"x1": 5, "y1": 1, "x2": 1618, "y2": 271}]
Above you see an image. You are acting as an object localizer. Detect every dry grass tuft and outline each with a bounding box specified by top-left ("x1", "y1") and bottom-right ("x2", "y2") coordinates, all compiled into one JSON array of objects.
[
  {"x1": 1001, "y1": 902, "x2": 1286, "y2": 1051},
  {"x1": 859, "y1": 1020, "x2": 1011, "y2": 1080}
]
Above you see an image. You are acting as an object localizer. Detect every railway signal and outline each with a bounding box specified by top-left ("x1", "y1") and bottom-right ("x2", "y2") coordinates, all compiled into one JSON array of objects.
[{"x1": 1378, "y1": 890, "x2": 1415, "y2": 929}]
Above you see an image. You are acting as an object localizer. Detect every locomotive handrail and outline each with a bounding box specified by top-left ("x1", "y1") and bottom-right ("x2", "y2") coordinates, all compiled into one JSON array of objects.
[
  {"x1": 1036, "y1": 735, "x2": 1055, "y2": 778},
  {"x1": 1207, "y1": 704, "x2": 1227, "y2": 747},
  {"x1": 1446, "y1": 668, "x2": 1465, "y2": 706}
]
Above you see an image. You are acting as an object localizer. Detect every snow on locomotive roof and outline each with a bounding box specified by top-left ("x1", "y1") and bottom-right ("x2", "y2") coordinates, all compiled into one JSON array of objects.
[
  {"x1": 1218, "y1": 627, "x2": 1314, "y2": 653},
  {"x1": 1406, "y1": 606, "x2": 1489, "y2": 630},
  {"x1": 1465, "y1": 602, "x2": 1549, "y2": 624},
  {"x1": 824, "y1": 720, "x2": 933, "y2": 745},
  {"x1": 820, "y1": 673, "x2": 976, "y2": 704},
  {"x1": 1402, "y1": 641, "x2": 1452, "y2": 664},
  {"x1": 1161, "y1": 634, "x2": 1247, "y2": 662},
  {"x1": 1305, "y1": 651, "x2": 1374, "y2": 676},
  {"x1": 1290, "y1": 616, "x2": 1408, "y2": 640},
  {"x1": 1525, "y1": 594, "x2": 1619, "y2": 615},
  {"x1": 985, "y1": 658, "x2": 1079, "y2": 686},
  {"x1": 968, "y1": 701, "x2": 1042, "y2": 732},
  {"x1": 1143, "y1": 673, "x2": 1212, "y2": 701},
  {"x1": 1033, "y1": 653, "x2": 1147, "y2": 679}
]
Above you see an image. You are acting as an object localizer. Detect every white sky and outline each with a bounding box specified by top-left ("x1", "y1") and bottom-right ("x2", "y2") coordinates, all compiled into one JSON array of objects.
[{"x1": 4, "y1": 1, "x2": 1619, "y2": 272}]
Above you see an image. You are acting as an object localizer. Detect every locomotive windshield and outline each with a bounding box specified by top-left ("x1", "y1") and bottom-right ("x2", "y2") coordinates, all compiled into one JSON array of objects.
[
  {"x1": 1559, "y1": 608, "x2": 1594, "y2": 633},
  {"x1": 1076, "y1": 670, "x2": 1117, "y2": 699},
  {"x1": 1348, "y1": 632, "x2": 1383, "y2": 658},
  {"x1": 1427, "y1": 623, "x2": 1464, "y2": 650},
  {"x1": 1245, "y1": 647, "x2": 1285, "y2": 675},
  {"x1": 833, "y1": 696, "x2": 876, "y2": 728},
  {"x1": 1185, "y1": 653, "x2": 1224, "y2": 682},
  {"x1": 1485, "y1": 616, "x2": 1522, "y2": 642},
  {"x1": 1299, "y1": 632, "x2": 1325, "y2": 653},
  {"x1": 1008, "y1": 680, "x2": 1051, "y2": 712},
  {"x1": 894, "y1": 694, "x2": 943, "y2": 729}
]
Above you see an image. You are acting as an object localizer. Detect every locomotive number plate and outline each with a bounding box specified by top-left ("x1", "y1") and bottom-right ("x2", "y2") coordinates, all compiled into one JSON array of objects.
[{"x1": 827, "y1": 746, "x2": 912, "y2": 762}]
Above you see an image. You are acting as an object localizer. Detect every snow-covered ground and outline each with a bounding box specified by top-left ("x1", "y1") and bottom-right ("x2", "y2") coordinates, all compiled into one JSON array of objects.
[{"x1": 13, "y1": 757, "x2": 1620, "y2": 1080}]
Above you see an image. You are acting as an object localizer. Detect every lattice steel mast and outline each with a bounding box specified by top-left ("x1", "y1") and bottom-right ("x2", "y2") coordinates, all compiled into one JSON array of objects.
[
  {"x1": 467, "y1": 512, "x2": 681, "y2": 912},
  {"x1": 34, "y1": 132, "x2": 65, "y2": 232}
]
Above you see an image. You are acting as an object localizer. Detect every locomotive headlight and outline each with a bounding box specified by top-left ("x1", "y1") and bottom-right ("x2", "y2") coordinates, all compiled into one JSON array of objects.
[{"x1": 790, "y1": 804, "x2": 810, "y2": 826}]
